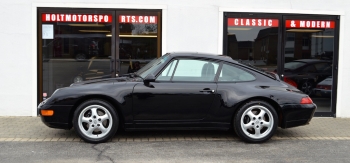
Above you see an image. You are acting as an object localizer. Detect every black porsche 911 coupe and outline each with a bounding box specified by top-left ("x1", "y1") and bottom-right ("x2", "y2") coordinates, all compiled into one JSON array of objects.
[{"x1": 38, "y1": 52, "x2": 316, "y2": 143}]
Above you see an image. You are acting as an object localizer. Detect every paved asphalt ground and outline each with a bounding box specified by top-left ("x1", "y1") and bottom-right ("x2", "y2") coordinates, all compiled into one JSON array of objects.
[
  {"x1": 1, "y1": 117, "x2": 350, "y2": 142},
  {"x1": 1, "y1": 140, "x2": 350, "y2": 163},
  {"x1": 1, "y1": 117, "x2": 350, "y2": 162}
]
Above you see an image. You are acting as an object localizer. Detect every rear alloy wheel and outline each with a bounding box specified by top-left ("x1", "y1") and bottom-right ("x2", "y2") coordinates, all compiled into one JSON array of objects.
[
  {"x1": 233, "y1": 101, "x2": 278, "y2": 143},
  {"x1": 73, "y1": 99, "x2": 119, "y2": 143},
  {"x1": 301, "y1": 81, "x2": 314, "y2": 95}
]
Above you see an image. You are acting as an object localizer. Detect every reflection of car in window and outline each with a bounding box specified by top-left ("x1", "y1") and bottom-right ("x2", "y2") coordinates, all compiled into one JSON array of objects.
[
  {"x1": 313, "y1": 76, "x2": 332, "y2": 98},
  {"x1": 282, "y1": 59, "x2": 332, "y2": 95},
  {"x1": 73, "y1": 57, "x2": 111, "y2": 83},
  {"x1": 43, "y1": 35, "x2": 111, "y2": 61}
]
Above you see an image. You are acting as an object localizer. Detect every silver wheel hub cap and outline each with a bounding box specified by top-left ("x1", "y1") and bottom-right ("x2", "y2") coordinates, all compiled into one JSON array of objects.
[
  {"x1": 78, "y1": 105, "x2": 113, "y2": 139},
  {"x1": 240, "y1": 105, "x2": 274, "y2": 139}
]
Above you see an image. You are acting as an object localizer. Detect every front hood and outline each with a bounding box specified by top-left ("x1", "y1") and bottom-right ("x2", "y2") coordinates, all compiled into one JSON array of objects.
[{"x1": 70, "y1": 77, "x2": 131, "y2": 86}]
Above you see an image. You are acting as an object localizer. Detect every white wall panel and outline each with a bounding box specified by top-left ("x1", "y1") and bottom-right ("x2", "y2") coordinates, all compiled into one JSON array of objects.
[
  {"x1": 166, "y1": 5, "x2": 218, "y2": 54},
  {"x1": 0, "y1": 3, "x2": 32, "y2": 116}
]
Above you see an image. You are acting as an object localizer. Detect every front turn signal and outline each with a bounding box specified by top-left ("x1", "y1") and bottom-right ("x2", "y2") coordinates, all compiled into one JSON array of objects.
[
  {"x1": 300, "y1": 97, "x2": 313, "y2": 104},
  {"x1": 41, "y1": 110, "x2": 54, "y2": 116}
]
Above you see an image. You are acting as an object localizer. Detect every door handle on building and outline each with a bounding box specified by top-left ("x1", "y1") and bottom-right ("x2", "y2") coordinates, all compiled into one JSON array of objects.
[{"x1": 110, "y1": 59, "x2": 115, "y2": 73}]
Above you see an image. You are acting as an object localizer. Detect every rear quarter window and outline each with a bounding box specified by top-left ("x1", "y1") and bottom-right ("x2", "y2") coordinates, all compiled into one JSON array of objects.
[{"x1": 218, "y1": 64, "x2": 255, "y2": 82}]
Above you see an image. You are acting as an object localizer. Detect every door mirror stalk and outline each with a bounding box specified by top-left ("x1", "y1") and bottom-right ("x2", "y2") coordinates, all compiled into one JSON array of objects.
[{"x1": 144, "y1": 74, "x2": 156, "y2": 87}]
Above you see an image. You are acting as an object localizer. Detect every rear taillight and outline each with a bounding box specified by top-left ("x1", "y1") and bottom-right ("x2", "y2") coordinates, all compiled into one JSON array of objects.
[
  {"x1": 300, "y1": 97, "x2": 313, "y2": 104},
  {"x1": 316, "y1": 85, "x2": 332, "y2": 90},
  {"x1": 283, "y1": 77, "x2": 297, "y2": 88}
]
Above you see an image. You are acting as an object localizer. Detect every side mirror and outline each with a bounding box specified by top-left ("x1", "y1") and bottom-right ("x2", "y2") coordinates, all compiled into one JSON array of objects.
[{"x1": 143, "y1": 74, "x2": 156, "y2": 86}]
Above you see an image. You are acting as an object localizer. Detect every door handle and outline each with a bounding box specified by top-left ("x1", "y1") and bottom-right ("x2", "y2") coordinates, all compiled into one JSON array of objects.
[{"x1": 200, "y1": 88, "x2": 215, "y2": 93}]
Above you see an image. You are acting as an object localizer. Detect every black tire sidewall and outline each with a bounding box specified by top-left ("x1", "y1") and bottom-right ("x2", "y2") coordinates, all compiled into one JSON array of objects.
[
  {"x1": 73, "y1": 99, "x2": 119, "y2": 143},
  {"x1": 233, "y1": 101, "x2": 278, "y2": 143}
]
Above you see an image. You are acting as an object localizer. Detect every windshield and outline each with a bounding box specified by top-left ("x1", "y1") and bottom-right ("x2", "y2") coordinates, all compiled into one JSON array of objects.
[
  {"x1": 135, "y1": 54, "x2": 169, "y2": 78},
  {"x1": 284, "y1": 61, "x2": 306, "y2": 70}
]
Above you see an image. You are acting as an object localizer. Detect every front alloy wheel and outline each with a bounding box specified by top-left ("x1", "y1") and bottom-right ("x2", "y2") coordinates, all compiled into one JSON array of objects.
[
  {"x1": 233, "y1": 101, "x2": 278, "y2": 143},
  {"x1": 73, "y1": 99, "x2": 118, "y2": 143}
]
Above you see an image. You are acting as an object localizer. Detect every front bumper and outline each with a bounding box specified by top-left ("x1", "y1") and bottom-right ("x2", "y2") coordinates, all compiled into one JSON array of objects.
[
  {"x1": 38, "y1": 103, "x2": 74, "y2": 129},
  {"x1": 280, "y1": 103, "x2": 317, "y2": 128}
]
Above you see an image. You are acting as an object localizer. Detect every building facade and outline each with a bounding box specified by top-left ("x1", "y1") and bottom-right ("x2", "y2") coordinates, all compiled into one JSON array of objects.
[{"x1": 1, "y1": 0, "x2": 349, "y2": 117}]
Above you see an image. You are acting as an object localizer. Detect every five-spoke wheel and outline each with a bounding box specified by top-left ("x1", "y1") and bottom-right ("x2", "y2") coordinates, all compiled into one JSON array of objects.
[
  {"x1": 301, "y1": 81, "x2": 314, "y2": 96},
  {"x1": 234, "y1": 101, "x2": 277, "y2": 143},
  {"x1": 73, "y1": 100, "x2": 118, "y2": 143}
]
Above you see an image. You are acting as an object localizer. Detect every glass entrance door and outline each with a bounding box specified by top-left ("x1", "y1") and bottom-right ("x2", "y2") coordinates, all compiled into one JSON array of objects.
[
  {"x1": 282, "y1": 16, "x2": 339, "y2": 115},
  {"x1": 115, "y1": 11, "x2": 161, "y2": 76}
]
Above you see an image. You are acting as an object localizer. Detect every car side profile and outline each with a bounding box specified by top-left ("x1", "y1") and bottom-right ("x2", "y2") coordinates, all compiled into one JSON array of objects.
[{"x1": 38, "y1": 52, "x2": 316, "y2": 143}]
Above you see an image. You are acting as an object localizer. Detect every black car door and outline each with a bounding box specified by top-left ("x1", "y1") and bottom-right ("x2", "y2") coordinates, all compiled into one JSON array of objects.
[{"x1": 132, "y1": 58, "x2": 219, "y2": 122}]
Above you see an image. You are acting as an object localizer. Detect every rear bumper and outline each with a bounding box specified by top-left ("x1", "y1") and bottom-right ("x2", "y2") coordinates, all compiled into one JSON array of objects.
[
  {"x1": 38, "y1": 104, "x2": 73, "y2": 129},
  {"x1": 280, "y1": 103, "x2": 317, "y2": 128},
  {"x1": 313, "y1": 88, "x2": 331, "y2": 98}
]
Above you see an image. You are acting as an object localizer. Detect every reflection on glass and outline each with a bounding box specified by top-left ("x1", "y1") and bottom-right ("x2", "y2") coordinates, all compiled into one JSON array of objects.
[
  {"x1": 119, "y1": 15, "x2": 158, "y2": 75},
  {"x1": 283, "y1": 20, "x2": 335, "y2": 112},
  {"x1": 227, "y1": 20, "x2": 278, "y2": 72},
  {"x1": 42, "y1": 17, "x2": 112, "y2": 96}
]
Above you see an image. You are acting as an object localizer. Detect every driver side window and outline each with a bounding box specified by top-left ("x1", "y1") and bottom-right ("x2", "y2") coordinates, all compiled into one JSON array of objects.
[
  {"x1": 156, "y1": 60, "x2": 178, "y2": 81},
  {"x1": 156, "y1": 59, "x2": 219, "y2": 82}
]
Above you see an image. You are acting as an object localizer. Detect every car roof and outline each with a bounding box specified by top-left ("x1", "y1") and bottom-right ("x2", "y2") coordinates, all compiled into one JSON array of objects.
[{"x1": 167, "y1": 52, "x2": 238, "y2": 63}]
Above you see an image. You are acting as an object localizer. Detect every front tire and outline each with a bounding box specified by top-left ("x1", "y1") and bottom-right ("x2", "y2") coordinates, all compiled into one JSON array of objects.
[
  {"x1": 73, "y1": 99, "x2": 119, "y2": 143},
  {"x1": 233, "y1": 101, "x2": 278, "y2": 143}
]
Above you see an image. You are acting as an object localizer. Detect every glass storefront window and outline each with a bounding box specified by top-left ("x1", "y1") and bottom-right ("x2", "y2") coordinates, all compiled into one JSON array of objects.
[
  {"x1": 118, "y1": 13, "x2": 159, "y2": 75},
  {"x1": 40, "y1": 12, "x2": 113, "y2": 97},
  {"x1": 226, "y1": 18, "x2": 279, "y2": 72},
  {"x1": 38, "y1": 9, "x2": 162, "y2": 103}
]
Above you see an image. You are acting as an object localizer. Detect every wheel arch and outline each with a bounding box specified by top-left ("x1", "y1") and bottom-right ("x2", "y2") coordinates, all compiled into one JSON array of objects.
[
  {"x1": 231, "y1": 96, "x2": 283, "y2": 127},
  {"x1": 68, "y1": 94, "x2": 125, "y2": 129}
]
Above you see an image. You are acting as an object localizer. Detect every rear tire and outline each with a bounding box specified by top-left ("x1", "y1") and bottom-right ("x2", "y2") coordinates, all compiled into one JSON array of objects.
[
  {"x1": 233, "y1": 101, "x2": 278, "y2": 143},
  {"x1": 73, "y1": 99, "x2": 119, "y2": 143}
]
